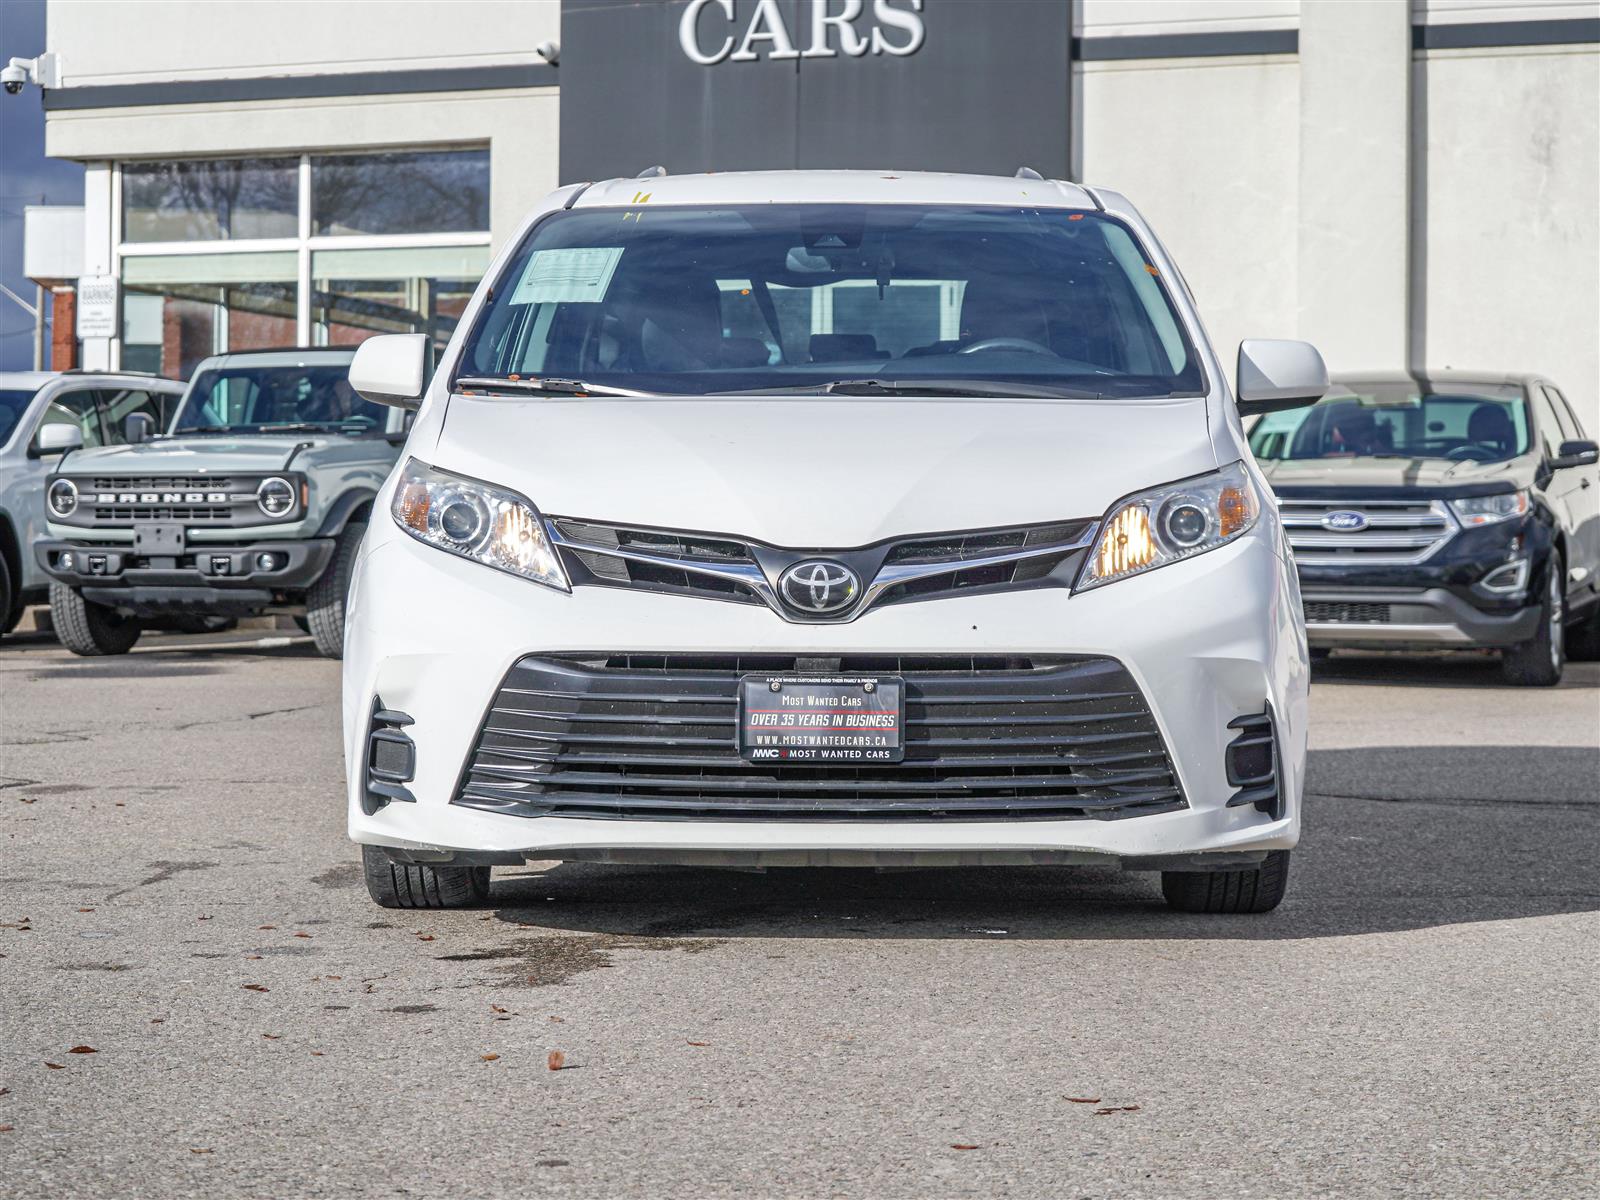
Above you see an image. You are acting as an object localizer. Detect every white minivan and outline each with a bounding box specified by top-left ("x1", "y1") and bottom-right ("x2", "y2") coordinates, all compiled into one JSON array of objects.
[{"x1": 342, "y1": 170, "x2": 1325, "y2": 914}]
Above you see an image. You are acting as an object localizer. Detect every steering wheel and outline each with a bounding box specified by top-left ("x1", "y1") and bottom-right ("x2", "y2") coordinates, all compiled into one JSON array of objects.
[
  {"x1": 957, "y1": 337, "x2": 1056, "y2": 357},
  {"x1": 1446, "y1": 444, "x2": 1498, "y2": 462}
]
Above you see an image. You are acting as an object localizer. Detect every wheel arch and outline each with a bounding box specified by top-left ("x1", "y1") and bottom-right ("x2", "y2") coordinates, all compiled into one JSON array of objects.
[{"x1": 316, "y1": 489, "x2": 378, "y2": 538}]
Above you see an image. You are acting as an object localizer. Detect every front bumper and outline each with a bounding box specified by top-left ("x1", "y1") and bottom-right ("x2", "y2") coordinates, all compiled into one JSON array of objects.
[
  {"x1": 36, "y1": 537, "x2": 335, "y2": 615},
  {"x1": 342, "y1": 519, "x2": 1310, "y2": 865},
  {"x1": 1301, "y1": 585, "x2": 1539, "y2": 648}
]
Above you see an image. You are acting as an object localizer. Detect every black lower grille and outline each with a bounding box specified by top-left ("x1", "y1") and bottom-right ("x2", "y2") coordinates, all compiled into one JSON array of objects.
[
  {"x1": 1305, "y1": 601, "x2": 1392, "y2": 624},
  {"x1": 453, "y1": 654, "x2": 1187, "y2": 822}
]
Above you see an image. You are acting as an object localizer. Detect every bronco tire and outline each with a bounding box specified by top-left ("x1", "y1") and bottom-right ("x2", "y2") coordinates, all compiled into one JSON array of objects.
[
  {"x1": 1501, "y1": 554, "x2": 1564, "y2": 686},
  {"x1": 0, "y1": 553, "x2": 16, "y2": 638},
  {"x1": 362, "y1": 845, "x2": 492, "y2": 909},
  {"x1": 50, "y1": 581, "x2": 142, "y2": 656},
  {"x1": 306, "y1": 521, "x2": 364, "y2": 659},
  {"x1": 1162, "y1": 850, "x2": 1291, "y2": 914}
]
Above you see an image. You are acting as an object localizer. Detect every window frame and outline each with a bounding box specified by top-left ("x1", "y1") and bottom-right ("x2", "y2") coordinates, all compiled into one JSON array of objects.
[{"x1": 111, "y1": 146, "x2": 492, "y2": 369}]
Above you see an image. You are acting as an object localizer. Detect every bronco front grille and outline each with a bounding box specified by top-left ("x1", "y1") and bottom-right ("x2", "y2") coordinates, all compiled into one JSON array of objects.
[
  {"x1": 1278, "y1": 498, "x2": 1457, "y2": 565},
  {"x1": 56, "y1": 473, "x2": 301, "y2": 530},
  {"x1": 453, "y1": 654, "x2": 1187, "y2": 822}
]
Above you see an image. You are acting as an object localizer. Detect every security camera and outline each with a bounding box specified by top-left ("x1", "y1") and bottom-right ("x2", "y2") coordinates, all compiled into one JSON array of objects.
[
  {"x1": 1, "y1": 65, "x2": 26, "y2": 95},
  {"x1": 536, "y1": 40, "x2": 560, "y2": 65},
  {"x1": 4, "y1": 53, "x2": 60, "y2": 95}
]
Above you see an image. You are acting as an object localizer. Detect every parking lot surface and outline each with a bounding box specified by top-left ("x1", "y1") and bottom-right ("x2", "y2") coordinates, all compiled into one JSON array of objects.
[{"x1": 2, "y1": 628, "x2": 1597, "y2": 1199}]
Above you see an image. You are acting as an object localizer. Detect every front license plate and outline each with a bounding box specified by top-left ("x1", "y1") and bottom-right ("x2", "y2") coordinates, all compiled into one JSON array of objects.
[
  {"x1": 133, "y1": 522, "x2": 185, "y2": 555},
  {"x1": 738, "y1": 675, "x2": 905, "y2": 763}
]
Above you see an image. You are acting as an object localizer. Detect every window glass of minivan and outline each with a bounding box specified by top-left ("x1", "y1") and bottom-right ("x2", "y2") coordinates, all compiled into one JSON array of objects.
[
  {"x1": 0, "y1": 389, "x2": 34, "y2": 447},
  {"x1": 1249, "y1": 383, "x2": 1529, "y2": 462},
  {"x1": 456, "y1": 205, "x2": 1205, "y2": 397},
  {"x1": 172, "y1": 365, "x2": 389, "y2": 433}
]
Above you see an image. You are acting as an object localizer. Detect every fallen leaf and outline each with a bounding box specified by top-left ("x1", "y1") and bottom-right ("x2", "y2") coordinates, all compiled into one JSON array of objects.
[
  {"x1": 325, "y1": 975, "x2": 342, "y2": 981},
  {"x1": 548, "y1": 1015, "x2": 564, "y2": 1023},
  {"x1": 244, "y1": 955, "x2": 262, "y2": 961},
  {"x1": 292, "y1": 932, "x2": 312, "y2": 939},
  {"x1": 310, "y1": 1051, "x2": 324, "y2": 1057},
  {"x1": 490, "y1": 1005, "x2": 508, "y2": 1014},
  {"x1": 261, "y1": 1034, "x2": 281, "y2": 1040},
  {"x1": 0, "y1": 1125, "x2": 13, "y2": 1133},
  {"x1": 76, "y1": 908, "x2": 95, "y2": 913},
  {"x1": 547, "y1": 1050, "x2": 567, "y2": 1071},
  {"x1": 0, "y1": 1088, "x2": 8, "y2": 1096},
  {"x1": 950, "y1": 1144, "x2": 982, "y2": 1151},
  {"x1": 150, "y1": 1019, "x2": 164, "y2": 1025},
  {"x1": 67, "y1": 1045, "x2": 97, "y2": 1054},
  {"x1": 189, "y1": 1147, "x2": 212, "y2": 1154},
  {"x1": 481, "y1": 1053, "x2": 500, "y2": 1062},
  {"x1": 44, "y1": 1062, "x2": 64, "y2": 1070},
  {"x1": 1065, "y1": 1096, "x2": 1102, "y2": 1104},
  {"x1": 242, "y1": 984, "x2": 269, "y2": 993},
  {"x1": 1093, "y1": 1105, "x2": 1141, "y2": 1115},
  {"x1": 258, "y1": 925, "x2": 276, "y2": 931},
  {"x1": 686, "y1": 1041, "x2": 710, "y2": 1047},
  {"x1": 196, "y1": 915, "x2": 211, "y2": 921},
  {"x1": 416, "y1": 935, "x2": 435, "y2": 942},
  {"x1": 18, "y1": 798, "x2": 36, "y2": 804}
]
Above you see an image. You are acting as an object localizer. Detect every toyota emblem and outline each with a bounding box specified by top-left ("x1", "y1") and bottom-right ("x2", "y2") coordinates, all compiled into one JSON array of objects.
[{"x1": 778, "y1": 560, "x2": 860, "y2": 614}]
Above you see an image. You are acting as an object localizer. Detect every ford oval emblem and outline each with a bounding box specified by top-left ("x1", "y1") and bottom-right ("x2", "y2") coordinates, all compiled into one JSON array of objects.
[{"x1": 1321, "y1": 510, "x2": 1369, "y2": 532}]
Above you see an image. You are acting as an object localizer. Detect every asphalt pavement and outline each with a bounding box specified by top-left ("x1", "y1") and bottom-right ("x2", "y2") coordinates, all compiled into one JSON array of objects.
[{"x1": 1, "y1": 626, "x2": 1597, "y2": 1199}]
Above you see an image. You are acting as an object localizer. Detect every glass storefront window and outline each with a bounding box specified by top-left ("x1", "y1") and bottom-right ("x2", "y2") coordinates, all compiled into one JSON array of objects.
[
  {"x1": 121, "y1": 252, "x2": 298, "y2": 379},
  {"x1": 312, "y1": 149, "x2": 490, "y2": 236},
  {"x1": 311, "y1": 245, "x2": 490, "y2": 356},
  {"x1": 122, "y1": 158, "x2": 299, "y2": 242}
]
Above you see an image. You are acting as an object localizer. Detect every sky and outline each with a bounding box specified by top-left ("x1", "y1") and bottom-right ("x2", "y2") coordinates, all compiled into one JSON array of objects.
[{"x1": 0, "y1": 0, "x2": 84, "y2": 370}]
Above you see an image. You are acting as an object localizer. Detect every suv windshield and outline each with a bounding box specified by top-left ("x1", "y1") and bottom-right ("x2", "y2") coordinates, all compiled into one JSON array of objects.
[
  {"x1": 1250, "y1": 383, "x2": 1531, "y2": 464},
  {"x1": 457, "y1": 205, "x2": 1204, "y2": 397},
  {"x1": 0, "y1": 388, "x2": 36, "y2": 447},
  {"x1": 172, "y1": 363, "x2": 386, "y2": 433}
]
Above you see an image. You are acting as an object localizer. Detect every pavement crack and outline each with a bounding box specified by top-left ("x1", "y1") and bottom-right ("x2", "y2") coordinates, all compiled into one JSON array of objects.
[
  {"x1": 1309, "y1": 790, "x2": 1597, "y2": 811},
  {"x1": 106, "y1": 859, "x2": 220, "y2": 900}
]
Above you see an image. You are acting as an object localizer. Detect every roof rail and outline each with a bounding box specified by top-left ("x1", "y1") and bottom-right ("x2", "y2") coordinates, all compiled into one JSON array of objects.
[
  {"x1": 636, "y1": 165, "x2": 667, "y2": 179},
  {"x1": 1015, "y1": 167, "x2": 1044, "y2": 181},
  {"x1": 59, "y1": 367, "x2": 164, "y2": 377}
]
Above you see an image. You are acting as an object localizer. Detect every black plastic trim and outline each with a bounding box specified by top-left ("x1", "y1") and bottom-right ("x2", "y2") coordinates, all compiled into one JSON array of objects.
[
  {"x1": 364, "y1": 700, "x2": 417, "y2": 816},
  {"x1": 1413, "y1": 18, "x2": 1599, "y2": 50},
  {"x1": 1223, "y1": 705, "x2": 1282, "y2": 818},
  {"x1": 1076, "y1": 30, "x2": 1297, "y2": 61}
]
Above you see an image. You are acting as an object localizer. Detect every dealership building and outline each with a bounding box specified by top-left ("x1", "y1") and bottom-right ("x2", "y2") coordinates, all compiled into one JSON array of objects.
[{"x1": 23, "y1": 0, "x2": 1600, "y2": 427}]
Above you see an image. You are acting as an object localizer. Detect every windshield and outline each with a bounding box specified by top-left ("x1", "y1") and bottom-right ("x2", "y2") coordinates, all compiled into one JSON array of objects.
[
  {"x1": 1250, "y1": 383, "x2": 1531, "y2": 464},
  {"x1": 456, "y1": 205, "x2": 1205, "y2": 397},
  {"x1": 172, "y1": 363, "x2": 385, "y2": 433},
  {"x1": 0, "y1": 389, "x2": 34, "y2": 447}
]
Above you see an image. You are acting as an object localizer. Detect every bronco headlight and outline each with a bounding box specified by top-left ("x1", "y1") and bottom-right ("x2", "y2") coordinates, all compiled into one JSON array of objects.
[
  {"x1": 47, "y1": 477, "x2": 78, "y2": 517},
  {"x1": 391, "y1": 458, "x2": 568, "y2": 591},
  {"x1": 1450, "y1": 490, "x2": 1528, "y2": 527},
  {"x1": 1077, "y1": 461, "x2": 1261, "y2": 591}
]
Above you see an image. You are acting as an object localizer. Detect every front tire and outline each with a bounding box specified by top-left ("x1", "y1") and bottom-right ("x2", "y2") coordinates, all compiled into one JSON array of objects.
[
  {"x1": 1162, "y1": 851, "x2": 1291, "y2": 914},
  {"x1": 361, "y1": 845, "x2": 491, "y2": 909},
  {"x1": 49, "y1": 582, "x2": 142, "y2": 656},
  {"x1": 306, "y1": 521, "x2": 365, "y2": 659},
  {"x1": 1501, "y1": 554, "x2": 1565, "y2": 686},
  {"x1": 0, "y1": 552, "x2": 17, "y2": 639}
]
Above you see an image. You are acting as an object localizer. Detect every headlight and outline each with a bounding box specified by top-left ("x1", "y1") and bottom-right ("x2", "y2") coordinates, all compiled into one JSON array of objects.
[
  {"x1": 1450, "y1": 491, "x2": 1528, "y2": 527},
  {"x1": 256, "y1": 476, "x2": 296, "y2": 518},
  {"x1": 47, "y1": 477, "x2": 78, "y2": 517},
  {"x1": 1077, "y1": 461, "x2": 1261, "y2": 591},
  {"x1": 391, "y1": 458, "x2": 568, "y2": 591}
]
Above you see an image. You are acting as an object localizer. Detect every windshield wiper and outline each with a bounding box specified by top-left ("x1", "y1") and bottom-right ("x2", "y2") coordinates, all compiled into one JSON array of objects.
[
  {"x1": 717, "y1": 379, "x2": 1104, "y2": 400},
  {"x1": 453, "y1": 375, "x2": 653, "y2": 398},
  {"x1": 171, "y1": 426, "x2": 240, "y2": 436}
]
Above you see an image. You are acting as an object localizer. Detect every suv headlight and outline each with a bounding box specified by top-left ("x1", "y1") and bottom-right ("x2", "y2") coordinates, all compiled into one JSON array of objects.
[
  {"x1": 47, "y1": 477, "x2": 78, "y2": 517},
  {"x1": 1077, "y1": 460, "x2": 1261, "y2": 591},
  {"x1": 1449, "y1": 491, "x2": 1528, "y2": 527},
  {"x1": 391, "y1": 458, "x2": 569, "y2": 591},
  {"x1": 256, "y1": 476, "x2": 297, "y2": 518}
]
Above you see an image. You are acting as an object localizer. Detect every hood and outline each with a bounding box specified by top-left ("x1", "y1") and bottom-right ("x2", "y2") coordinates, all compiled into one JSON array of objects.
[
  {"x1": 432, "y1": 394, "x2": 1219, "y2": 546},
  {"x1": 58, "y1": 434, "x2": 339, "y2": 477},
  {"x1": 1260, "y1": 454, "x2": 1527, "y2": 493}
]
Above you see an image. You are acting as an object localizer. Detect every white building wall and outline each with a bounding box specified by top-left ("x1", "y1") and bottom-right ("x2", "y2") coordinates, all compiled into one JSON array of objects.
[
  {"x1": 47, "y1": 0, "x2": 560, "y2": 84},
  {"x1": 1078, "y1": 54, "x2": 1302, "y2": 383},
  {"x1": 1420, "y1": 43, "x2": 1600, "y2": 432}
]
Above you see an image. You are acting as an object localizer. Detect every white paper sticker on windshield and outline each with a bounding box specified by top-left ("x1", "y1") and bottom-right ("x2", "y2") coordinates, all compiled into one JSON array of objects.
[{"x1": 508, "y1": 247, "x2": 625, "y2": 305}]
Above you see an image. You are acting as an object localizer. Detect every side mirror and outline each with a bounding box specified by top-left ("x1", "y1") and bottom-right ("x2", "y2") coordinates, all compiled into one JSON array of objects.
[
  {"x1": 124, "y1": 412, "x2": 155, "y2": 445},
  {"x1": 1236, "y1": 339, "x2": 1329, "y2": 416},
  {"x1": 33, "y1": 423, "x2": 84, "y2": 456},
  {"x1": 350, "y1": 334, "x2": 428, "y2": 409},
  {"x1": 1552, "y1": 439, "x2": 1599, "y2": 469}
]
